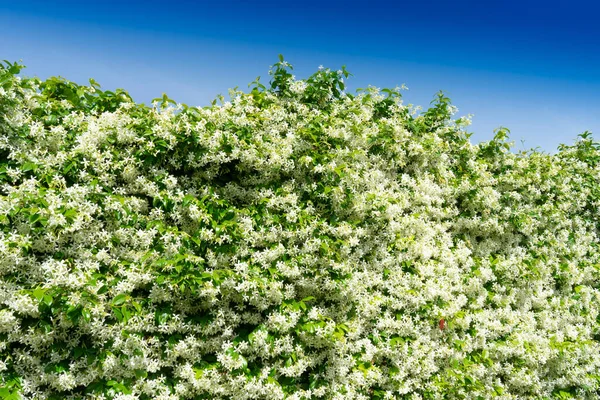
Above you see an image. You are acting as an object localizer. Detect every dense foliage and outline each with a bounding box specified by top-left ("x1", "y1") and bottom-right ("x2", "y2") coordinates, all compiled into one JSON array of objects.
[{"x1": 1, "y1": 56, "x2": 599, "y2": 400}]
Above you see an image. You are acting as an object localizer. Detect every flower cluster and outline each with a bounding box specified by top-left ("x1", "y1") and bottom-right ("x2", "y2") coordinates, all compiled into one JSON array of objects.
[{"x1": 0, "y1": 57, "x2": 599, "y2": 399}]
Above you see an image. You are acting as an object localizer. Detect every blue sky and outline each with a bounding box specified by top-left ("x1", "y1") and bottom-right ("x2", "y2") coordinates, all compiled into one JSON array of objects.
[{"x1": 1, "y1": 0, "x2": 599, "y2": 153}]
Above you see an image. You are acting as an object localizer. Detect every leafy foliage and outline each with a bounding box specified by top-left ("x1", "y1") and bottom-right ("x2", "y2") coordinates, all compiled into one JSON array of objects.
[{"x1": 1, "y1": 57, "x2": 599, "y2": 399}]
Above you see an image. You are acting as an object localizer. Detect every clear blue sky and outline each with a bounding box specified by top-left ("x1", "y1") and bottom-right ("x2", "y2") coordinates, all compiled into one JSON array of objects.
[{"x1": 1, "y1": 0, "x2": 599, "y2": 153}]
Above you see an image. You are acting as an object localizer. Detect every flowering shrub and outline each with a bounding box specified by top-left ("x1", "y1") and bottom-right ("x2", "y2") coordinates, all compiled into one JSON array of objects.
[{"x1": 1, "y1": 56, "x2": 599, "y2": 400}]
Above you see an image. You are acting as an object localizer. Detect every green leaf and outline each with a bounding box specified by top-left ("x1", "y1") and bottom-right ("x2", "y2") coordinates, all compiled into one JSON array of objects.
[
  {"x1": 29, "y1": 213, "x2": 41, "y2": 224},
  {"x1": 112, "y1": 308, "x2": 123, "y2": 322},
  {"x1": 89, "y1": 78, "x2": 101, "y2": 88},
  {"x1": 97, "y1": 285, "x2": 108, "y2": 295},
  {"x1": 22, "y1": 162, "x2": 37, "y2": 172},
  {"x1": 112, "y1": 294, "x2": 127, "y2": 306},
  {"x1": 132, "y1": 301, "x2": 142, "y2": 313},
  {"x1": 42, "y1": 294, "x2": 53, "y2": 306},
  {"x1": 134, "y1": 369, "x2": 148, "y2": 379},
  {"x1": 32, "y1": 287, "x2": 46, "y2": 300},
  {"x1": 63, "y1": 161, "x2": 76, "y2": 174},
  {"x1": 121, "y1": 305, "x2": 131, "y2": 321}
]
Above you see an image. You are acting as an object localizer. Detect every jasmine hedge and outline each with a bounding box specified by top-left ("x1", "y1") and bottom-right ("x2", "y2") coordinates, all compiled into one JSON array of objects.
[{"x1": 0, "y1": 56, "x2": 599, "y2": 400}]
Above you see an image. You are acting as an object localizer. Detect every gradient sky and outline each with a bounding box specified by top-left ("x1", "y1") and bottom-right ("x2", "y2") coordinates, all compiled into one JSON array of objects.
[{"x1": 1, "y1": 0, "x2": 599, "y2": 153}]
